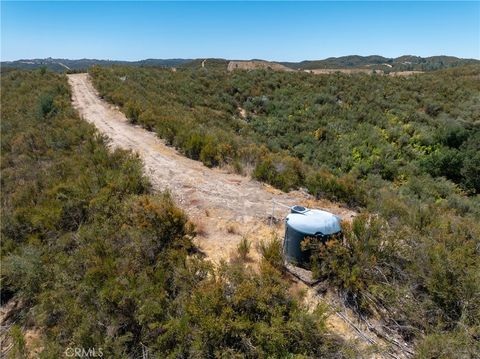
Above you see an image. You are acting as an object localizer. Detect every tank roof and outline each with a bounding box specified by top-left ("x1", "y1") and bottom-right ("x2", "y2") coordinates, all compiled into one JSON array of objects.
[{"x1": 286, "y1": 209, "x2": 341, "y2": 235}]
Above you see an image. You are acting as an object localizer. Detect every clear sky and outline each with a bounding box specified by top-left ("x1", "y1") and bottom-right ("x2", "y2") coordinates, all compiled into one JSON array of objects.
[{"x1": 1, "y1": 1, "x2": 479, "y2": 61}]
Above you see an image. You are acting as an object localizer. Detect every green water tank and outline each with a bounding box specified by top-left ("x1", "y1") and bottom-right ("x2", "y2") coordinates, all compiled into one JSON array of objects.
[{"x1": 284, "y1": 206, "x2": 341, "y2": 268}]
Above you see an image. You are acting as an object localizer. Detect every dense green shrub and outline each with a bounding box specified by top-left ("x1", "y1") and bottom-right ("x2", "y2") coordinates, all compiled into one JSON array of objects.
[
  {"x1": 125, "y1": 99, "x2": 142, "y2": 124},
  {"x1": 415, "y1": 330, "x2": 480, "y2": 359},
  {"x1": 460, "y1": 132, "x2": 480, "y2": 193},
  {"x1": 257, "y1": 235, "x2": 284, "y2": 271},
  {"x1": 306, "y1": 170, "x2": 365, "y2": 206},
  {"x1": 38, "y1": 93, "x2": 57, "y2": 118},
  {"x1": 420, "y1": 147, "x2": 464, "y2": 183},
  {"x1": 312, "y1": 209, "x2": 480, "y2": 344},
  {"x1": 312, "y1": 215, "x2": 403, "y2": 312},
  {"x1": 156, "y1": 260, "x2": 356, "y2": 358},
  {"x1": 253, "y1": 155, "x2": 304, "y2": 191},
  {"x1": 183, "y1": 132, "x2": 206, "y2": 160}
]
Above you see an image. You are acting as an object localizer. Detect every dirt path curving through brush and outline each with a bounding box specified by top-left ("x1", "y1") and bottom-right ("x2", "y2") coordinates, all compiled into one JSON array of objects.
[
  {"x1": 67, "y1": 73, "x2": 355, "y2": 263},
  {"x1": 67, "y1": 73, "x2": 412, "y2": 359}
]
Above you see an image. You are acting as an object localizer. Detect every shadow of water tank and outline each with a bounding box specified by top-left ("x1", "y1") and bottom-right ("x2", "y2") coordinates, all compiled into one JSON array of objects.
[{"x1": 284, "y1": 206, "x2": 341, "y2": 268}]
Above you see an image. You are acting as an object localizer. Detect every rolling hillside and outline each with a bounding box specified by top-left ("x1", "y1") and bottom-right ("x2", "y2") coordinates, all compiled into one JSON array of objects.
[
  {"x1": 88, "y1": 63, "x2": 480, "y2": 357},
  {"x1": 280, "y1": 55, "x2": 480, "y2": 71},
  {"x1": 0, "y1": 57, "x2": 192, "y2": 72},
  {"x1": 2, "y1": 55, "x2": 478, "y2": 73}
]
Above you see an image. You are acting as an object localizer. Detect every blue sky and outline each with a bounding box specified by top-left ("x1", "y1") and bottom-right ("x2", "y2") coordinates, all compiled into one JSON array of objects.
[{"x1": 1, "y1": 1, "x2": 479, "y2": 61}]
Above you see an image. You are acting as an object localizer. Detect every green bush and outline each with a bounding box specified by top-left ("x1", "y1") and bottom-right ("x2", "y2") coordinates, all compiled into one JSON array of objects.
[
  {"x1": 313, "y1": 214, "x2": 401, "y2": 312},
  {"x1": 460, "y1": 132, "x2": 480, "y2": 193},
  {"x1": 199, "y1": 137, "x2": 219, "y2": 167},
  {"x1": 306, "y1": 170, "x2": 365, "y2": 206},
  {"x1": 257, "y1": 235, "x2": 284, "y2": 271},
  {"x1": 253, "y1": 156, "x2": 278, "y2": 184},
  {"x1": 38, "y1": 93, "x2": 56, "y2": 118},
  {"x1": 155, "y1": 260, "x2": 355, "y2": 358},
  {"x1": 253, "y1": 155, "x2": 304, "y2": 192},
  {"x1": 415, "y1": 330, "x2": 480, "y2": 359},
  {"x1": 125, "y1": 99, "x2": 142, "y2": 124},
  {"x1": 236, "y1": 236, "x2": 251, "y2": 261},
  {"x1": 183, "y1": 132, "x2": 206, "y2": 160},
  {"x1": 420, "y1": 147, "x2": 463, "y2": 183},
  {"x1": 8, "y1": 325, "x2": 26, "y2": 358}
]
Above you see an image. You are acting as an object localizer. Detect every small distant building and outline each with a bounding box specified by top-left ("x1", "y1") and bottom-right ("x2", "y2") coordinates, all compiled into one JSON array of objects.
[{"x1": 284, "y1": 206, "x2": 341, "y2": 268}]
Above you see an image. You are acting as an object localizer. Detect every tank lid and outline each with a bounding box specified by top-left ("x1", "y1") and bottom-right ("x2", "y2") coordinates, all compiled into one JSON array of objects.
[
  {"x1": 291, "y1": 205, "x2": 308, "y2": 214},
  {"x1": 286, "y1": 209, "x2": 341, "y2": 235}
]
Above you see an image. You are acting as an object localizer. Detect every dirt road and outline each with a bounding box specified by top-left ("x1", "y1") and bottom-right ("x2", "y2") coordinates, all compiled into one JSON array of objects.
[
  {"x1": 67, "y1": 74, "x2": 410, "y2": 358},
  {"x1": 67, "y1": 73, "x2": 355, "y2": 262}
]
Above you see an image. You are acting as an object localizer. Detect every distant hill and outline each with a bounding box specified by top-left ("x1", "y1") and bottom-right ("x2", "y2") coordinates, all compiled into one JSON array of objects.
[
  {"x1": 0, "y1": 57, "x2": 192, "y2": 72},
  {"x1": 227, "y1": 60, "x2": 294, "y2": 72},
  {"x1": 2, "y1": 55, "x2": 478, "y2": 73},
  {"x1": 280, "y1": 55, "x2": 480, "y2": 72},
  {"x1": 180, "y1": 58, "x2": 229, "y2": 70}
]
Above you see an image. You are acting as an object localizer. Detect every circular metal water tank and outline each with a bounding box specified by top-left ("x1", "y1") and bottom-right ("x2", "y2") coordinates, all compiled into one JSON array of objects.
[{"x1": 284, "y1": 207, "x2": 341, "y2": 267}]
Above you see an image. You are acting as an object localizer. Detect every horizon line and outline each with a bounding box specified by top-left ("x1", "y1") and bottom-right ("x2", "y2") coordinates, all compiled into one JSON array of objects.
[{"x1": 2, "y1": 54, "x2": 480, "y2": 63}]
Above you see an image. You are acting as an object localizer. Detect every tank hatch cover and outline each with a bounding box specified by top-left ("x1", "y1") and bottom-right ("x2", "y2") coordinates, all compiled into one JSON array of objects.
[
  {"x1": 286, "y1": 209, "x2": 341, "y2": 235},
  {"x1": 291, "y1": 205, "x2": 308, "y2": 214}
]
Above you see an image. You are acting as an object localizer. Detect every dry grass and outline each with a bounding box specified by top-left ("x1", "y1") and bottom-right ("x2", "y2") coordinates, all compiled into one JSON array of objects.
[
  {"x1": 190, "y1": 217, "x2": 207, "y2": 236},
  {"x1": 225, "y1": 222, "x2": 239, "y2": 234}
]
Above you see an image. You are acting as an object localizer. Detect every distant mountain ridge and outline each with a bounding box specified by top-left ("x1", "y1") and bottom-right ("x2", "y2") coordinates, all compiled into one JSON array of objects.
[
  {"x1": 280, "y1": 55, "x2": 480, "y2": 71},
  {"x1": 0, "y1": 57, "x2": 191, "y2": 72},
  {"x1": 2, "y1": 55, "x2": 478, "y2": 72}
]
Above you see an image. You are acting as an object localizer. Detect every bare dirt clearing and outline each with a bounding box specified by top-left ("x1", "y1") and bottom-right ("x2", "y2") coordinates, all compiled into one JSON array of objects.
[
  {"x1": 68, "y1": 74, "x2": 411, "y2": 358},
  {"x1": 227, "y1": 60, "x2": 295, "y2": 72},
  {"x1": 306, "y1": 68, "x2": 376, "y2": 75}
]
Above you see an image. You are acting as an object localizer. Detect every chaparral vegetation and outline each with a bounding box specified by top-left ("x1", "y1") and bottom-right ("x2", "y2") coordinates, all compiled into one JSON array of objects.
[
  {"x1": 88, "y1": 64, "x2": 480, "y2": 357},
  {"x1": 1, "y1": 70, "x2": 359, "y2": 358}
]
